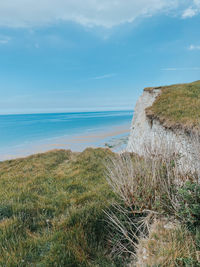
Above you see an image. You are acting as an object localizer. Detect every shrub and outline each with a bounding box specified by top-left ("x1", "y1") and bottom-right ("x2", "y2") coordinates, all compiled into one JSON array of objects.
[{"x1": 178, "y1": 181, "x2": 200, "y2": 231}]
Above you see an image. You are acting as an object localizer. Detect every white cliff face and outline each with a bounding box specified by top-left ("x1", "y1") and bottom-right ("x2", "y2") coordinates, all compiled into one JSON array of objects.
[
  {"x1": 127, "y1": 89, "x2": 161, "y2": 155},
  {"x1": 127, "y1": 88, "x2": 200, "y2": 174}
]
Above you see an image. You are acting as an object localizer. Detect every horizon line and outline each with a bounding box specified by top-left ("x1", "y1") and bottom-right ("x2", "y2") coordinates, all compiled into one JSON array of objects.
[{"x1": 0, "y1": 108, "x2": 133, "y2": 116}]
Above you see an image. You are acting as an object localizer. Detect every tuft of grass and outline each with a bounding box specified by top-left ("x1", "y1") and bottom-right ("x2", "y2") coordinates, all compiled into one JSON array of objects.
[
  {"x1": 136, "y1": 220, "x2": 199, "y2": 267},
  {"x1": 0, "y1": 148, "x2": 124, "y2": 266},
  {"x1": 106, "y1": 152, "x2": 181, "y2": 215},
  {"x1": 145, "y1": 80, "x2": 200, "y2": 132}
]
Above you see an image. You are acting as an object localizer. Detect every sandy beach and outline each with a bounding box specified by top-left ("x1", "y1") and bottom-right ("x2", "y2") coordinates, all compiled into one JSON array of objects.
[{"x1": 0, "y1": 124, "x2": 130, "y2": 161}]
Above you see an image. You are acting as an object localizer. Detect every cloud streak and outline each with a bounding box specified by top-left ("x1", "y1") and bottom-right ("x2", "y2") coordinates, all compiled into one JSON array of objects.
[
  {"x1": 162, "y1": 67, "x2": 200, "y2": 71},
  {"x1": 188, "y1": 44, "x2": 200, "y2": 50},
  {"x1": 92, "y1": 73, "x2": 117, "y2": 80},
  {"x1": 0, "y1": 36, "x2": 10, "y2": 44}
]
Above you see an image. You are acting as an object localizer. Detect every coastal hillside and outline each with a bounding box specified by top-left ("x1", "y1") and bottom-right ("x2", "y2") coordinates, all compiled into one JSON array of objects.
[
  {"x1": 1, "y1": 81, "x2": 200, "y2": 267},
  {"x1": 0, "y1": 101, "x2": 200, "y2": 266},
  {"x1": 127, "y1": 80, "x2": 200, "y2": 172},
  {"x1": 0, "y1": 148, "x2": 125, "y2": 266}
]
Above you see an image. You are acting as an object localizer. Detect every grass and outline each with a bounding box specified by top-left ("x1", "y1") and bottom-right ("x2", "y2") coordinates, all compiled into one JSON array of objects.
[
  {"x1": 0, "y1": 148, "x2": 125, "y2": 267},
  {"x1": 136, "y1": 220, "x2": 198, "y2": 267},
  {"x1": 145, "y1": 80, "x2": 200, "y2": 132}
]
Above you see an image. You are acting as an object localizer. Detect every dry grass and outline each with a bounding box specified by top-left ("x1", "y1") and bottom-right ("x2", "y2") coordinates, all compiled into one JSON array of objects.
[
  {"x1": 145, "y1": 80, "x2": 200, "y2": 132},
  {"x1": 105, "y1": 204, "x2": 155, "y2": 258},
  {"x1": 106, "y1": 151, "x2": 182, "y2": 214},
  {"x1": 135, "y1": 219, "x2": 198, "y2": 267}
]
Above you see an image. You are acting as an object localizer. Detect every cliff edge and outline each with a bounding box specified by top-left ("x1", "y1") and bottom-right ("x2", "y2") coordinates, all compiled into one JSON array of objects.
[{"x1": 127, "y1": 81, "x2": 200, "y2": 173}]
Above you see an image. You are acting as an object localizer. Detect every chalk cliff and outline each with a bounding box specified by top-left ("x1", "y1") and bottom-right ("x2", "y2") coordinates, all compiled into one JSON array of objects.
[{"x1": 127, "y1": 87, "x2": 200, "y2": 173}]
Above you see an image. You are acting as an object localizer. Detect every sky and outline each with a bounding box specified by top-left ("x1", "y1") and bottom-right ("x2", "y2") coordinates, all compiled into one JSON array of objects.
[{"x1": 1, "y1": 0, "x2": 200, "y2": 114}]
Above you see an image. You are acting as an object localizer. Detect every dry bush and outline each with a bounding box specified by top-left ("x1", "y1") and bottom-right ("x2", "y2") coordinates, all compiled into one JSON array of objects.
[
  {"x1": 104, "y1": 204, "x2": 155, "y2": 258},
  {"x1": 104, "y1": 151, "x2": 181, "y2": 260},
  {"x1": 105, "y1": 136, "x2": 200, "y2": 264}
]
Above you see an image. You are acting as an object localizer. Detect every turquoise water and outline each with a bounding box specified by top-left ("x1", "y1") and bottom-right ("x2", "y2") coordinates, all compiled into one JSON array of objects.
[{"x1": 0, "y1": 111, "x2": 133, "y2": 160}]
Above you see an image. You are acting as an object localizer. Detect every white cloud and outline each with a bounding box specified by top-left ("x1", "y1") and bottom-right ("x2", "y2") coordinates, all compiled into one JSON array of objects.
[
  {"x1": 182, "y1": 0, "x2": 200, "y2": 18},
  {"x1": 0, "y1": 1, "x2": 199, "y2": 29},
  {"x1": 182, "y1": 8, "x2": 198, "y2": 18},
  {"x1": 0, "y1": 0, "x2": 181, "y2": 28},
  {"x1": 188, "y1": 44, "x2": 200, "y2": 50}
]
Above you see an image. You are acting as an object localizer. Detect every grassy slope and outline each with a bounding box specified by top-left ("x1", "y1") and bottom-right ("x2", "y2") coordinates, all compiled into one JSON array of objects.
[
  {"x1": 145, "y1": 80, "x2": 200, "y2": 132},
  {"x1": 0, "y1": 148, "x2": 121, "y2": 267}
]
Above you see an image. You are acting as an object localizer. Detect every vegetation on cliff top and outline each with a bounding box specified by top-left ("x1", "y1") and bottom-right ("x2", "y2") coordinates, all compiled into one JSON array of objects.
[
  {"x1": 0, "y1": 148, "x2": 125, "y2": 267},
  {"x1": 145, "y1": 80, "x2": 200, "y2": 132}
]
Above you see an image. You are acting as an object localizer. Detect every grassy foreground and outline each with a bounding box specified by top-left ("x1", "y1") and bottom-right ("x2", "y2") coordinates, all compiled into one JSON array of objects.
[
  {"x1": 0, "y1": 146, "x2": 200, "y2": 266},
  {"x1": 145, "y1": 80, "x2": 200, "y2": 132},
  {"x1": 0, "y1": 148, "x2": 123, "y2": 267}
]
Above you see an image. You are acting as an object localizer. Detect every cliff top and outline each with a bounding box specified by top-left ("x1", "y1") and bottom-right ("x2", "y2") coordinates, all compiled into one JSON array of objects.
[{"x1": 145, "y1": 80, "x2": 200, "y2": 132}]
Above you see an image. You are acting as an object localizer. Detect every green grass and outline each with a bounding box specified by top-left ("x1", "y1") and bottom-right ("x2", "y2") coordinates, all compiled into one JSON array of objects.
[
  {"x1": 0, "y1": 148, "x2": 123, "y2": 267},
  {"x1": 145, "y1": 80, "x2": 200, "y2": 131}
]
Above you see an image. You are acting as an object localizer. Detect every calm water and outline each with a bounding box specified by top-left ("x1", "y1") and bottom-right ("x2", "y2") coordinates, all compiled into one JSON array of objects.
[{"x1": 0, "y1": 110, "x2": 133, "y2": 160}]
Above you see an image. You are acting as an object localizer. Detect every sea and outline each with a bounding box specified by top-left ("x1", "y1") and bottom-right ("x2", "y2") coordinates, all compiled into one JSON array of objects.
[{"x1": 0, "y1": 110, "x2": 133, "y2": 161}]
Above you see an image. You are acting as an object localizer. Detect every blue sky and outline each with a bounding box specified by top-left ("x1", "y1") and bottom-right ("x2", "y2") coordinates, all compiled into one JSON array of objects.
[{"x1": 1, "y1": 0, "x2": 200, "y2": 114}]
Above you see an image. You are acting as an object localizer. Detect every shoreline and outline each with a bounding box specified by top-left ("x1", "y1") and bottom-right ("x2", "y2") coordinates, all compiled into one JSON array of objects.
[{"x1": 0, "y1": 124, "x2": 130, "y2": 161}]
